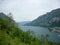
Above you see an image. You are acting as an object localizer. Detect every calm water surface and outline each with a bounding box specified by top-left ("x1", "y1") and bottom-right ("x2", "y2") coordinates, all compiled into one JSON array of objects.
[{"x1": 20, "y1": 26, "x2": 60, "y2": 42}]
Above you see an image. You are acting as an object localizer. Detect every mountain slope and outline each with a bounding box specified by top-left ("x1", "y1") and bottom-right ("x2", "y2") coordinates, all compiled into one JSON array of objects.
[
  {"x1": 25, "y1": 8, "x2": 60, "y2": 27},
  {"x1": 0, "y1": 12, "x2": 15, "y2": 24},
  {"x1": 0, "y1": 13, "x2": 40, "y2": 45}
]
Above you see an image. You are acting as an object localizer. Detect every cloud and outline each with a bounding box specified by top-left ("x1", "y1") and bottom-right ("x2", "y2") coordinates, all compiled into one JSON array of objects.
[{"x1": 0, "y1": 0, "x2": 60, "y2": 22}]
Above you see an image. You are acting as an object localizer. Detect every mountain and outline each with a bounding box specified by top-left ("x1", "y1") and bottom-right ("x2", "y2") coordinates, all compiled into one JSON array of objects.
[
  {"x1": 17, "y1": 21, "x2": 30, "y2": 26},
  {"x1": 25, "y1": 8, "x2": 60, "y2": 27},
  {"x1": 0, "y1": 12, "x2": 15, "y2": 24}
]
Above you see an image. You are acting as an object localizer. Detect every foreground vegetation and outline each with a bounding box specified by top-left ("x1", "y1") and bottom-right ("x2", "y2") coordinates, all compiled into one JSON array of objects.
[{"x1": 0, "y1": 13, "x2": 60, "y2": 45}]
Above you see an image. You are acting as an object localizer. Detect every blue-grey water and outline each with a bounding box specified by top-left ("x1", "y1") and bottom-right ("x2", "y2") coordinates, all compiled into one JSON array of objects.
[{"x1": 20, "y1": 26, "x2": 60, "y2": 42}]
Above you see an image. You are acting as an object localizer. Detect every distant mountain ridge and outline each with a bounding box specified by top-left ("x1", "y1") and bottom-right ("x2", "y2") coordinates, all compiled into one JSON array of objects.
[
  {"x1": 25, "y1": 8, "x2": 60, "y2": 27},
  {"x1": 17, "y1": 21, "x2": 30, "y2": 26}
]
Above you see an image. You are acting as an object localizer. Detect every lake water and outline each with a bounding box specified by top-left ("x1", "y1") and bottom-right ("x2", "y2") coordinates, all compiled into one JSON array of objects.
[{"x1": 19, "y1": 26, "x2": 60, "y2": 42}]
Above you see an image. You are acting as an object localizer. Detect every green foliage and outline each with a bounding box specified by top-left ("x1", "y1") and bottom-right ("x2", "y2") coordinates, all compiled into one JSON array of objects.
[
  {"x1": 0, "y1": 13, "x2": 60, "y2": 45},
  {"x1": 0, "y1": 16, "x2": 40, "y2": 45}
]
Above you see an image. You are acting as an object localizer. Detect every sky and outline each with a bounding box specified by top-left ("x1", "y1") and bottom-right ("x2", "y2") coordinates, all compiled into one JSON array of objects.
[{"x1": 0, "y1": 0, "x2": 60, "y2": 22}]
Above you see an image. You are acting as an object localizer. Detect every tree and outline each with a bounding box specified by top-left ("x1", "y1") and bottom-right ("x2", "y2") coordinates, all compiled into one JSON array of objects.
[{"x1": 7, "y1": 13, "x2": 13, "y2": 19}]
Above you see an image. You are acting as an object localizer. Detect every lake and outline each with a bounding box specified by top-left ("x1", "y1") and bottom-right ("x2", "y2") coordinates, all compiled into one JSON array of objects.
[{"x1": 19, "y1": 26, "x2": 60, "y2": 42}]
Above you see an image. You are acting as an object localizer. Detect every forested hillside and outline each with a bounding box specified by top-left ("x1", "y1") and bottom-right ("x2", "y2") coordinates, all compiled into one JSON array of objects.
[
  {"x1": 0, "y1": 13, "x2": 40, "y2": 45},
  {"x1": 0, "y1": 13, "x2": 60, "y2": 45}
]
